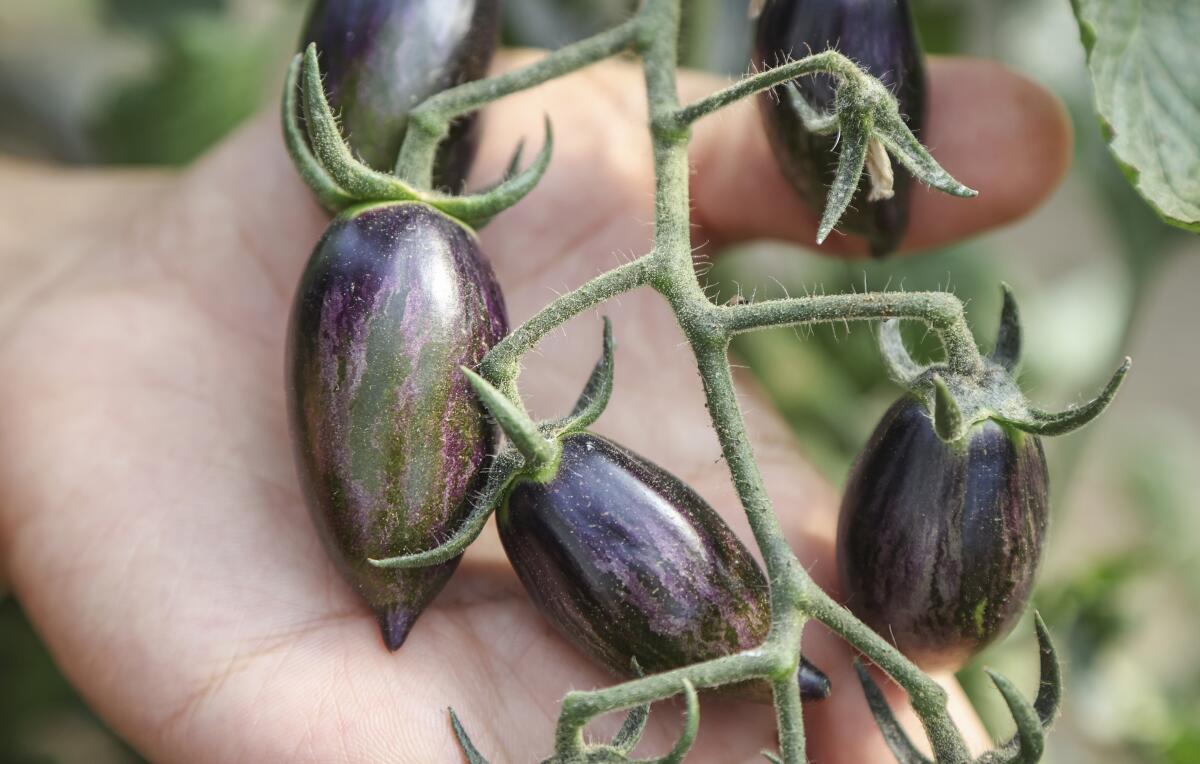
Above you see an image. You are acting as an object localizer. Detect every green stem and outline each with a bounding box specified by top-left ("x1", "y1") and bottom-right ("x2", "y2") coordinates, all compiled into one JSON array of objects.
[
  {"x1": 411, "y1": 1, "x2": 1002, "y2": 760},
  {"x1": 801, "y1": 586, "x2": 970, "y2": 762},
  {"x1": 393, "y1": 17, "x2": 646, "y2": 187},
  {"x1": 723, "y1": 293, "x2": 983, "y2": 377},
  {"x1": 675, "y1": 50, "x2": 855, "y2": 126}
]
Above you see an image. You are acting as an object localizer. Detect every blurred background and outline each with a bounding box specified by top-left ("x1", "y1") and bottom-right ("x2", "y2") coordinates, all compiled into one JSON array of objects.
[{"x1": 0, "y1": 0, "x2": 1196, "y2": 762}]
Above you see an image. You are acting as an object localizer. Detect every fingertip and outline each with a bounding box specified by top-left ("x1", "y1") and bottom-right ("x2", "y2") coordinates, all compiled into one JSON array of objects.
[{"x1": 904, "y1": 57, "x2": 1073, "y2": 250}]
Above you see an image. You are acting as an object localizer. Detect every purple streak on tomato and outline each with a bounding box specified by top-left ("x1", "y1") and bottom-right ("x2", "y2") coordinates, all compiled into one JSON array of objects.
[
  {"x1": 837, "y1": 396, "x2": 1049, "y2": 670},
  {"x1": 301, "y1": 0, "x2": 500, "y2": 188},
  {"x1": 499, "y1": 432, "x2": 831, "y2": 701},
  {"x1": 755, "y1": 0, "x2": 926, "y2": 256},
  {"x1": 287, "y1": 202, "x2": 507, "y2": 650}
]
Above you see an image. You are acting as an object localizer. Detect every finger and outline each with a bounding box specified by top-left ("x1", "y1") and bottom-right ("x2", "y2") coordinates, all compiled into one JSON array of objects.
[{"x1": 687, "y1": 56, "x2": 1072, "y2": 255}]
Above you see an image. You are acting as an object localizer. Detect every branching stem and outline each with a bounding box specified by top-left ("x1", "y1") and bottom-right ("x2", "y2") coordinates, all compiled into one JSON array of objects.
[
  {"x1": 394, "y1": 17, "x2": 646, "y2": 186},
  {"x1": 406, "y1": 1, "x2": 994, "y2": 761}
]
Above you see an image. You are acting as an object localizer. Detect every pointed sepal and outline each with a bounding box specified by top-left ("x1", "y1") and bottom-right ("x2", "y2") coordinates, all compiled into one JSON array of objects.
[
  {"x1": 610, "y1": 657, "x2": 650, "y2": 754},
  {"x1": 558, "y1": 317, "x2": 615, "y2": 434},
  {"x1": 878, "y1": 319, "x2": 924, "y2": 384},
  {"x1": 786, "y1": 82, "x2": 839, "y2": 135},
  {"x1": 1016, "y1": 358, "x2": 1131, "y2": 436},
  {"x1": 430, "y1": 117, "x2": 554, "y2": 229},
  {"x1": 871, "y1": 104, "x2": 976, "y2": 199},
  {"x1": 449, "y1": 708, "x2": 492, "y2": 764},
  {"x1": 931, "y1": 375, "x2": 964, "y2": 442},
  {"x1": 461, "y1": 366, "x2": 558, "y2": 471},
  {"x1": 985, "y1": 669, "x2": 1045, "y2": 763},
  {"x1": 369, "y1": 447, "x2": 523, "y2": 570},
  {"x1": 852, "y1": 661, "x2": 931, "y2": 764},
  {"x1": 990, "y1": 283, "x2": 1023, "y2": 372},
  {"x1": 300, "y1": 44, "x2": 423, "y2": 204},
  {"x1": 817, "y1": 112, "x2": 870, "y2": 244},
  {"x1": 281, "y1": 53, "x2": 353, "y2": 212}
]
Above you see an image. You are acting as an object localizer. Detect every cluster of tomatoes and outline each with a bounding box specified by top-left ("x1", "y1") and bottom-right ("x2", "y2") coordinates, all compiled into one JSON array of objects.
[{"x1": 284, "y1": 0, "x2": 1050, "y2": 708}]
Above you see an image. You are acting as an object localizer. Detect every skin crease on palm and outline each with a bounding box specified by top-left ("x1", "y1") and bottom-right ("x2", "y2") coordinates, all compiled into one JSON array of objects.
[{"x1": 0, "y1": 49, "x2": 1070, "y2": 763}]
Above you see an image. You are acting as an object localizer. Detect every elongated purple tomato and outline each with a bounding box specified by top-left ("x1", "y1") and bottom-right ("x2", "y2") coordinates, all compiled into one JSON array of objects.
[
  {"x1": 287, "y1": 202, "x2": 507, "y2": 650},
  {"x1": 837, "y1": 396, "x2": 1049, "y2": 670},
  {"x1": 755, "y1": 0, "x2": 926, "y2": 256},
  {"x1": 499, "y1": 432, "x2": 831, "y2": 701},
  {"x1": 301, "y1": 0, "x2": 500, "y2": 188}
]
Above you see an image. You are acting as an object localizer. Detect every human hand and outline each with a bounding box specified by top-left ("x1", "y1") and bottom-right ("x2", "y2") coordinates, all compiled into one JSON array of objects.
[{"x1": 0, "y1": 51, "x2": 1069, "y2": 762}]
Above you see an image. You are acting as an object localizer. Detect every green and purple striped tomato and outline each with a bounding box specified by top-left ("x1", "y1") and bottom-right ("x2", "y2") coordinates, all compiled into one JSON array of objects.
[
  {"x1": 287, "y1": 202, "x2": 507, "y2": 650},
  {"x1": 837, "y1": 396, "x2": 1049, "y2": 670},
  {"x1": 301, "y1": 0, "x2": 500, "y2": 188},
  {"x1": 754, "y1": 0, "x2": 926, "y2": 256},
  {"x1": 499, "y1": 432, "x2": 831, "y2": 701}
]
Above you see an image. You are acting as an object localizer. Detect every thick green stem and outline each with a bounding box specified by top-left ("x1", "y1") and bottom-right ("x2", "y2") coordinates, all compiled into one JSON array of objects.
[
  {"x1": 394, "y1": 18, "x2": 645, "y2": 187},
  {"x1": 405, "y1": 1, "x2": 1004, "y2": 761},
  {"x1": 800, "y1": 585, "x2": 971, "y2": 762},
  {"x1": 723, "y1": 292, "x2": 984, "y2": 376}
]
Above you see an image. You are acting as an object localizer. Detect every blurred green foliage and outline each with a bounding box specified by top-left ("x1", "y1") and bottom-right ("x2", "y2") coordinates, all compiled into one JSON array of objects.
[{"x1": 0, "y1": 1, "x2": 1195, "y2": 762}]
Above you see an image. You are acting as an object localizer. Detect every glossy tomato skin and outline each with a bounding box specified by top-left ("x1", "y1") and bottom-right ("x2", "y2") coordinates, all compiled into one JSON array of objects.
[
  {"x1": 301, "y1": 0, "x2": 500, "y2": 188},
  {"x1": 500, "y1": 432, "x2": 831, "y2": 701},
  {"x1": 754, "y1": 0, "x2": 925, "y2": 256},
  {"x1": 837, "y1": 396, "x2": 1049, "y2": 670},
  {"x1": 287, "y1": 202, "x2": 507, "y2": 650}
]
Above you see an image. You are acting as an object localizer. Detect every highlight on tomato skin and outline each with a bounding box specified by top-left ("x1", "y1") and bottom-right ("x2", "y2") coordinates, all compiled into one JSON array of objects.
[
  {"x1": 836, "y1": 395, "x2": 1050, "y2": 671},
  {"x1": 498, "y1": 431, "x2": 832, "y2": 702},
  {"x1": 286, "y1": 201, "x2": 508, "y2": 651},
  {"x1": 300, "y1": 0, "x2": 500, "y2": 188},
  {"x1": 753, "y1": 0, "x2": 926, "y2": 256}
]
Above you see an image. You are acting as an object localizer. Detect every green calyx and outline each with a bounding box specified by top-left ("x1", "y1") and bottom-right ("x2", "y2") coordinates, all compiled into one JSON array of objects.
[
  {"x1": 787, "y1": 65, "x2": 977, "y2": 245},
  {"x1": 283, "y1": 45, "x2": 553, "y2": 229},
  {"x1": 879, "y1": 284, "x2": 1130, "y2": 443}
]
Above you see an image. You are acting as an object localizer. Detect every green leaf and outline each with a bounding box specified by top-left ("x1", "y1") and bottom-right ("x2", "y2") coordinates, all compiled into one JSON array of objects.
[{"x1": 1072, "y1": 0, "x2": 1200, "y2": 233}]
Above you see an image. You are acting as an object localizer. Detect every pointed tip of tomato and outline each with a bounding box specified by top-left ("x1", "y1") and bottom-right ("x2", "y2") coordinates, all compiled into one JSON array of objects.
[
  {"x1": 378, "y1": 604, "x2": 418, "y2": 651},
  {"x1": 799, "y1": 656, "x2": 833, "y2": 700}
]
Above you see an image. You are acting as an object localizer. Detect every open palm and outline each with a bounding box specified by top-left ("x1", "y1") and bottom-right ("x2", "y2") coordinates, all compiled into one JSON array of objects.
[{"x1": 0, "y1": 52, "x2": 1069, "y2": 762}]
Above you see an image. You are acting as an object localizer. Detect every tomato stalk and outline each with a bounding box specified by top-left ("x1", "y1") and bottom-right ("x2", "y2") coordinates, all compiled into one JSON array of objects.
[{"x1": 283, "y1": 0, "x2": 1131, "y2": 761}]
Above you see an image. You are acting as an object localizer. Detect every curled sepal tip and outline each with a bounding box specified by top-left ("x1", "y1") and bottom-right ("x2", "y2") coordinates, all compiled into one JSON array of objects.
[
  {"x1": 430, "y1": 116, "x2": 554, "y2": 229},
  {"x1": 931, "y1": 375, "x2": 964, "y2": 443},
  {"x1": 852, "y1": 662, "x2": 930, "y2": 764},
  {"x1": 369, "y1": 448, "x2": 522, "y2": 570},
  {"x1": 561, "y1": 317, "x2": 615, "y2": 433},
  {"x1": 786, "y1": 83, "x2": 838, "y2": 136},
  {"x1": 1015, "y1": 358, "x2": 1131, "y2": 437},
  {"x1": 990, "y1": 283, "x2": 1022, "y2": 372},
  {"x1": 816, "y1": 113, "x2": 870, "y2": 245},
  {"x1": 299, "y1": 44, "x2": 424, "y2": 205},
  {"x1": 449, "y1": 708, "x2": 492, "y2": 764},
  {"x1": 1029, "y1": 612, "x2": 1062, "y2": 729},
  {"x1": 641, "y1": 680, "x2": 699, "y2": 764},
  {"x1": 461, "y1": 366, "x2": 558, "y2": 471},
  {"x1": 610, "y1": 657, "x2": 650, "y2": 754},
  {"x1": 878, "y1": 319, "x2": 922, "y2": 384},
  {"x1": 282, "y1": 53, "x2": 353, "y2": 212},
  {"x1": 761, "y1": 752, "x2": 784, "y2": 764},
  {"x1": 985, "y1": 668, "x2": 1045, "y2": 763},
  {"x1": 977, "y1": 613, "x2": 1061, "y2": 764}
]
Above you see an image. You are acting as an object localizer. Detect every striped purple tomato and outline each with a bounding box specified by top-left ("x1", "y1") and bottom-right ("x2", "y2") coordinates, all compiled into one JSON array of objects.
[
  {"x1": 754, "y1": 0, "x2": 926, "y2": 256},
  {"x1": 301, "y1": 0, "x2": 500, "y2": 188},
  {"x1": 837, "y1": 395, "x2": 1049, "y2": 670},
  {"x1": 287, "y1": 202, "x2": 507, "y2": 650},
  {"x1": 499, "y1": 432, "x2": 831, "y2": 701}
]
